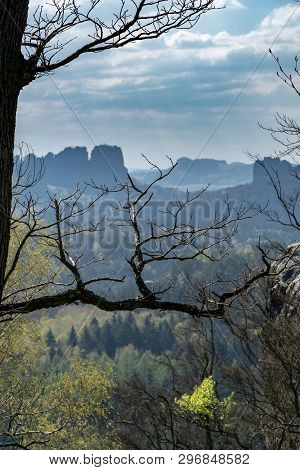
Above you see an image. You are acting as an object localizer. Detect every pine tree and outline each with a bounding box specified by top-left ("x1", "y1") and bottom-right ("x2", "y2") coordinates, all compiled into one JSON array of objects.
[
  {"x1": 123, "y1": 312, "x2": 142, "y2": 350},
  {"x1": 46, "y1": 329, "x2": 58, "y2": 361},
  {"x1": 111, "y1": 313, "x2": 122, "y2": 350},
  {"x1": 46, "y1": 329, "x2": 56, "y2": 347},
  {"x1": 102, "y1": 322, "x2": 116, "y2": 358},
  {"x1": 66, "y1": 326, "x2": 78, "y2": 348},
  {"x1": 79, "y1": 326, "x2": 94, "y2": 355},
  {"x1": 89, "y1": 317, "x2": 102, "y2": 354}
]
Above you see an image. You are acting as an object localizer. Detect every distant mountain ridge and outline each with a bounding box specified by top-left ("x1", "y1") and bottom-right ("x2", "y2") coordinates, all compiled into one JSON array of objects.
[
  {"x1": 19, "y1": 145, "x2": 295, "y2": 198},
  {"x1": 17, "y1": 146, "x2": 299, "y2": 246},
  {"x1": 131, "y1": 157, "x2": 254, "y2": 190},
  {"x1": 21, "y1": 145, "x2": 128, "y2": 194}
]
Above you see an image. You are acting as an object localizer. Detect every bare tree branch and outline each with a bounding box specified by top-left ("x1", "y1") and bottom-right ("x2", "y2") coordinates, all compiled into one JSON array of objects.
[{"x1": 21, "y1": 0, "x2": 218, "y2": 85}]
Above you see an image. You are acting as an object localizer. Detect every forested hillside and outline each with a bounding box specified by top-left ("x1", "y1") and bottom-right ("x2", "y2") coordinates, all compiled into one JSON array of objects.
[{"x1": 1, "y1": 0, "x2": 300, "y2": 454}]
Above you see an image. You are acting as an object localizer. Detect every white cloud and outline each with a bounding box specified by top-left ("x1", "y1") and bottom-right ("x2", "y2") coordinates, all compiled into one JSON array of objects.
[
  {"x1": 164, "y1": 3, "x2": 300, "y2": 63},
  {"x1": 27, "y1": 3, "x2": 300, "y2": 98},
  {"x1": 20, "y1": 2, "x2": 300, "y2": 163},
  {"x1": 260, "y1": 3, "x2": 300, "y2": 29},
  {"x1": 33, "y1": 3, "x2": 300, "y2": 102},
  {"x1": 229, "y1": 73, "x2": 281, "y2": 96}
]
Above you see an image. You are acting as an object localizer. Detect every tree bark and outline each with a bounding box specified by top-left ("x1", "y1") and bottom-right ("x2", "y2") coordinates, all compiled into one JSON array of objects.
[{"x1": 0, "y1": 1, "x2": 29, "y2": 300}]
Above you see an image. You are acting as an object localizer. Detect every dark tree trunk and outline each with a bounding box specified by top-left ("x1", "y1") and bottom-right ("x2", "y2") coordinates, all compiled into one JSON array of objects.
[{"x1": 0, "y1": 1, "x2": 29, "y2": 300}]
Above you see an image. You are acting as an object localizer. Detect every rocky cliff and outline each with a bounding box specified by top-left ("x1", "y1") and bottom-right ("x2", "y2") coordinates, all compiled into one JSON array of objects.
[
  {"x1": 269, "y1": 244, "x2": 300, "y2": 317},
  {"x1": 23, "y1": 145, "x2": 128, "y2": 193}
]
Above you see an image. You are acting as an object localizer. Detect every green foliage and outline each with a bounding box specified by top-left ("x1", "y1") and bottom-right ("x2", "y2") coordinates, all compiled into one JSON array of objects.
[
  {"x1": 5, "y1": 224, "x2": 58, "y2": 301},
  {"x1": 44, "y1": 358, "x2": 118, "y2": 450},
  {"x1": 0, "y1": 319, "x2": 118, "y2": 450},
  {"x1": 114, "y1": 345, "x2": 170, "y2": 388},
  {"x1": 176, "y1": 377, "x2": 233, "y2": 422}
]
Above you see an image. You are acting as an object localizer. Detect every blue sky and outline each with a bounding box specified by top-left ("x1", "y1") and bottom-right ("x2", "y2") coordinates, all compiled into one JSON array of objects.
[{"x1": 17, "y1": 0, "x2": 300, "y2": 168}]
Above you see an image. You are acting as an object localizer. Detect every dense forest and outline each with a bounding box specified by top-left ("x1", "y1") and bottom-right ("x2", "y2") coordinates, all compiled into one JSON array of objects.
[
  {"x1": 2, "y1": 142, "x2": 300, "y2": 450},
  {"x1": 1, "y1": 216, "x2": 299, "y2": 449},
  {"x1": 1, "y1": 145, "x2": 300, "y2": 449}
]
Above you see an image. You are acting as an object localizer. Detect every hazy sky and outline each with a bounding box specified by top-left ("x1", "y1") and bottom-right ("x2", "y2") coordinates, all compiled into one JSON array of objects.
[{"x1": 17, "y1": 0, "x2": 300, "y2": 168}]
